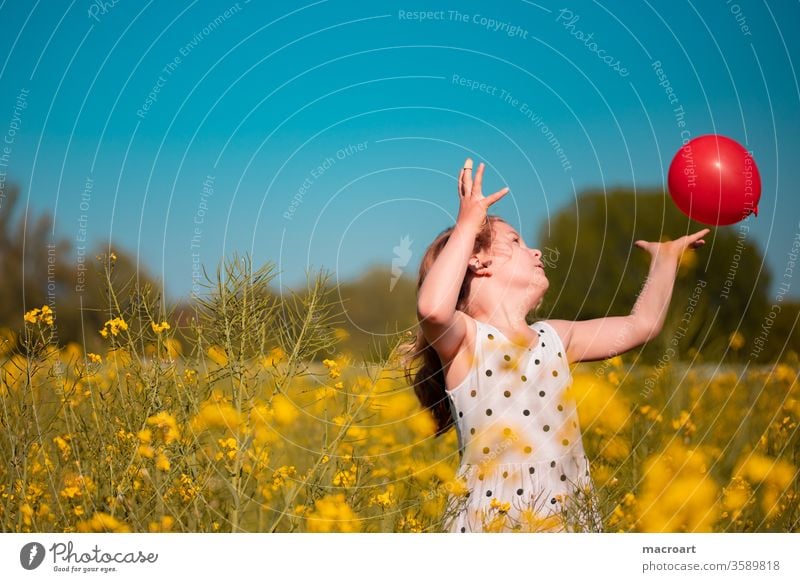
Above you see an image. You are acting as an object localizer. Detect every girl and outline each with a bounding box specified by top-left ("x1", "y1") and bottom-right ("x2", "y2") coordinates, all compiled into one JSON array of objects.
[{"x1": 403, "y1": 158, "x2": 710, "y2": 533}]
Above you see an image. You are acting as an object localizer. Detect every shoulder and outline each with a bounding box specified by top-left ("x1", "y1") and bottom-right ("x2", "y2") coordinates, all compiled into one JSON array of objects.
[
  {"x1": 532, "y1": 319, "x2": 573, "y2": 354},
  {"x1": 429, "y1": 310, "x2": 479, "y2": 365}
]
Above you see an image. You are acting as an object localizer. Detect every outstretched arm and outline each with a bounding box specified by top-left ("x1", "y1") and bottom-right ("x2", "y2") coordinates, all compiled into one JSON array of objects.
[{"x1": 548, "y1": 229, "x2": 711, "y2": 363}]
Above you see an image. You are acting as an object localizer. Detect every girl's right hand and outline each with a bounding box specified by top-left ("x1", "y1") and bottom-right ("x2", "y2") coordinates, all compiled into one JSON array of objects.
[{"x1": 456, "y1": 158, "x2": 510, "y2": 230}]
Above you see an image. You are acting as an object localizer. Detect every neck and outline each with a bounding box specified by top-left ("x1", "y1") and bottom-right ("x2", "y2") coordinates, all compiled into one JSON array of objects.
[{"x1": 466, "y1": 297, "x2": 533, "y2": 332}]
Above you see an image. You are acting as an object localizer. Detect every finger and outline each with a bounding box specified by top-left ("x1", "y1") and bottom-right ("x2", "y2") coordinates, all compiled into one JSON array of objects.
[
  {"x1": 486, "y1": 186, "x2": 510, "y2": 206},
  {"x1": 472, "y1": 162, "x2": 484, "y2": 196},
  {"x1": 688, "y1": 228, "x2": 710, "y2": 246},
  {"x1": 464, "y1": 159, "x2": 474, "y2": 196},
  {"x1": 459, "y1": 158, "x2": 472, "y2": 196}
]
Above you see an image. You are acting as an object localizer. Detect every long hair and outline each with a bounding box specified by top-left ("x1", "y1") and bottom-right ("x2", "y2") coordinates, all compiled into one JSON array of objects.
[{"x1": 400, "y1": 215, "x2": 506, "y2": 437}]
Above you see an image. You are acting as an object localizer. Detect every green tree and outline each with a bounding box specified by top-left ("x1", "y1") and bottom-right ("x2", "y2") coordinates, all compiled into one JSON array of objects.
[
  {"x1": 536, "y1": 188, "x2": 779, "y2": 363},
  {"x1": 0, "y1": 182, "x2": 163, "y2": 352},
  {"x1": 334, "y1": 264, "x2": 418, "y2": 363}
]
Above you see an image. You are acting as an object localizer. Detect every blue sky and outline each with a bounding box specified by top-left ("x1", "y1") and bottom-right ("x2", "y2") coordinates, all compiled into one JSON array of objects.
[{"x1": 1, "y1": 0, "x2": 798, "y2": 304}]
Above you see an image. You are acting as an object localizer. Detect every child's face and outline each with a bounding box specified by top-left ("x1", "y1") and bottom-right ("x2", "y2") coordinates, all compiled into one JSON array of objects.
[{"x1": 488, "y1": 222, "x2": 547, "y2": 287}]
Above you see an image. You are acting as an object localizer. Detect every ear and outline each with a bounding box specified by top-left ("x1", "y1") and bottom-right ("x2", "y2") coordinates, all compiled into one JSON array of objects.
[{"x1": 467, "y1": 254, "x2": 493, "y2": 277}]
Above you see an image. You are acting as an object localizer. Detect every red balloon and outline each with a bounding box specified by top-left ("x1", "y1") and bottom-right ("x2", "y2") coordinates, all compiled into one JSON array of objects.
[{"x1": 667, "y1": 134, "x2": 761, "y2": 226}]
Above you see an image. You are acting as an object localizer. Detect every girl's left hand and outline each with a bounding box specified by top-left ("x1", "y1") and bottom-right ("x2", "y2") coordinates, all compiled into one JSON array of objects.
[{"x1": 634, "y1": 228, "x2": 711, "y2": 261}]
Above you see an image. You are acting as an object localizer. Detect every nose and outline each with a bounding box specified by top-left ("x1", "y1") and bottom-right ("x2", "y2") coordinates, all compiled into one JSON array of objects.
[{"x1": 532, "y1": 249, "x2": 542, "y2": 259}]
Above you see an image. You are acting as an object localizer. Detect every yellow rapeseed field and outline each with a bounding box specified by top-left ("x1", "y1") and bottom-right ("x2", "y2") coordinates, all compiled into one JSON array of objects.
[{"x1": 1, "y1": 257, "x2": 797, "y2": 533}]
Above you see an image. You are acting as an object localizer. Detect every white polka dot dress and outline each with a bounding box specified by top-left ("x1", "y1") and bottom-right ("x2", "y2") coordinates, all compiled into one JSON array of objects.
[{"x1": 442, "y1": 319, "x2": 603, "y2": 533}]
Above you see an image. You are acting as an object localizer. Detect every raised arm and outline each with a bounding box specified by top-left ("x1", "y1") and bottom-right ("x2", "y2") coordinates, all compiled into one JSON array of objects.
[
  {"x1": 548, "y1": 228, "x2": 711, "y2": 363},
  {"x1": 417, "y1": 158, "x2": 509, "y2": 361}
]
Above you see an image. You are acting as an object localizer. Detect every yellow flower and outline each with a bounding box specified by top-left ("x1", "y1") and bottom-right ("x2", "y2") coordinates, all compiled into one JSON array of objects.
[
  {"x1": 261, "y1": 346, "x2": 285, "y2": 367},
  {"x1": 518, "y1": 508, "x2": 564, "y2": 532},
  {"x1": 100, "y1": 317, "x2": 128, "y2": 338},
  {"x1": 568, "y1": 373, "x2": 630, "y2": 430},
  {"x1": 602, "y1": 435, "x2": 631, "y2": 462},
  {"x1": 722, "y1": 476, "x2": 751, "y2": 519},
  {"x1": 639, "y1": 404, "x2": 663, "y2": 423},
  {"x1": 728, "y1": 331, "x2": 745, "y2": 351},
  {"x1": 482, "y1": 513, "x2": 509, "y2": 533},
  {"x1": 59, "y1": 474, "x2": 96, "y2": 501},
  {"x1": 146, "y1": 411, "x2": 181, "y2": 444},
  {"x1": 734, "y1": 453, "x2": 795, "y2": 489},
  {"x1": 306, "y1": 493, "x2": 360, "y2": 532},
  {"x1": 53, "y1": 435, "x2": 72, "y2": 460},
  {"x1": 408, "y1": 410, "x2": 436, "y2": 438},
  {"x1": 368, "y1": 485, "x2": 396, "y2": 509},
  {"x1": 190, "y1": 400, "x2": 243, "y2": 433},
  {"x1": 272, "y1": 394, "x2": 300, "y2": 426},
  {"x1": 77, "y1": 512, "x2": 131, "y2": 533},
  {"x1": 155, "y1": 453, "x2": 170, "y2": 472},
  {"x1": 773, "y1": 364, "x2": 795, "y2": 383},
  {"x1": 333, "y1": 460, "x2": 359, "y2": 488},
  {"x1": 638, "y1": 443, "x2": 718, "y2": 532},
  {"x1": 398, "y1": 512, "x2": 423, "y2": 533},
  {"x1": 215, "y1": 437, "x2": 238, "y2": 461},
  {"x1": 60, "y1": 485, "x2": 81, "y2": 499},
  {"x1": 219, "y1": 437, "x2": 237, "y2": 449},
  {"x1": 24, "y1": 309, "x2": 38, "y2": 324},
  {"x1": 148, "y1": 515, "x2": 174, "y2": 533},
  {"x1": 176, "y1": 473, "x2": 200, "y2": 503},
  {"x1": 443, "y1": 476, "x2": 469, "y2": 497},
  {"x1": 151, "y1": 321, "x2": 170, "y2": 334},
  {"x1": 671, "y1": 410, "x2": 697, "y2": 439},
  {"x1": 489, "y1": 498, "x2": 511, "y2": 514},
  {"x1": 322, "y1": 358, "x2": 341, "y2": 378},
  {"x1": 87, "y1": 353, "x2": 102, "y2": 364},
  {"x1": 345, "y1": 425, "x2": 368, "y2": 441},
  {"x1": 24, "y1": 305, "x2": 55, "y2": 326},
  {"x1": 271, "y1": 465, "x2": 297, "y2": 490}
]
